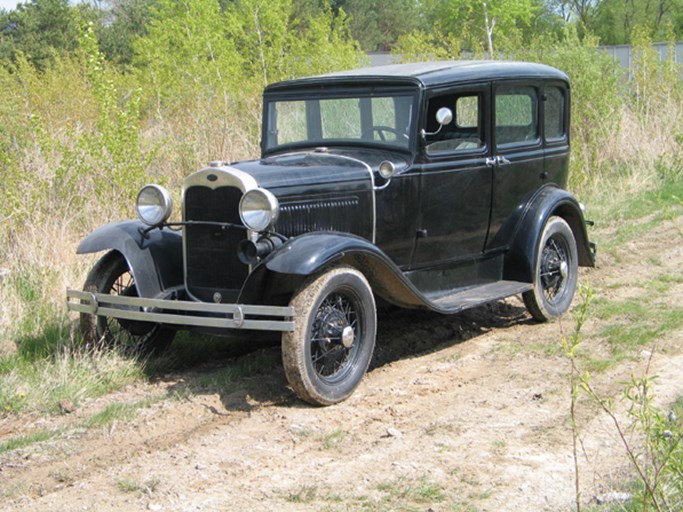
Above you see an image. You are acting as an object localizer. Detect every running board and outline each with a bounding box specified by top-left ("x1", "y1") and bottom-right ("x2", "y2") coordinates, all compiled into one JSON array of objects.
[{"x1": 427, "y1": 280, "x2": 533, "y2": 314}]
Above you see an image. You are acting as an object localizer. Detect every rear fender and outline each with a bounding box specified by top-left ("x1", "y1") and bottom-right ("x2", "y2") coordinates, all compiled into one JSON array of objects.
[
  {"x1": 77, "y1": 221, "x2": 183, "y2": 299},
  {"x1": 503, "y1": 187, "x2": 595, "y2": 283}
]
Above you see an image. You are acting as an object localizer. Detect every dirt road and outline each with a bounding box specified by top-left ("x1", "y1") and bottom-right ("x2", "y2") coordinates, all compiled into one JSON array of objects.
[{"x1": 1, "y1": 217, "x2": 682, "y2": 511}]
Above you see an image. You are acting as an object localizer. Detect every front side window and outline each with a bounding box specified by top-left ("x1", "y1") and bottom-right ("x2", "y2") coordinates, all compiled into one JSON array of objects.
[
  {"x1": 265, "y1": 92, "x2": 416, "y2": 152},
  {"x1": 425, "y1": 93, "x2": 484, "y2": 155},
  {"x1": 495, "y1": 86, "x2": 538, "y2": 147}
]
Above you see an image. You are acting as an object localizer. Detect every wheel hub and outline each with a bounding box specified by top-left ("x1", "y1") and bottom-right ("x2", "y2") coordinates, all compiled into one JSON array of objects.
[
  {"x1": 341, "y1": 325, "x2": 355, "y2": 348},
  {"x1": 319, "y1": 308, "x2": 353, "y2": 347},
  {"x1": 559, "y1": 260, "x2": 568, "y2": 279}
]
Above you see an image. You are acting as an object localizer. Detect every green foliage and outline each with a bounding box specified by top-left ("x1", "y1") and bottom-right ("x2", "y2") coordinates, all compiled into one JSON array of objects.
[
  {"x1": 393, "y1": 24, "x2": 464, "y2": 62},
  {"x1": 0, "y1": 0, "x2": 81, "y2": 69},
  {"x1": 419, "y1": 0, "x2": 543, "y2": 56},
  {"x1": 341, "y1": 0, "x2": 424, "y2": 51},
  {"x1": 591, "y1": 0, "x2": 683, "y2": 45},
  {"x1": 563, "y1": 283, "x2": 683, "y2": 511},
  {"x1": 630, "y1": 26, "x2": 683, "y2": 122},
  {"x1": 134, "y1": 0, "x2": 244, "y2": 111},
  {"x1": 95, "y1": 0, "x2": 156, "y2": 67},
  {"x1": 521, "y1": 27, "x2": 624, "y2": 186},
  {"x1": 0, "y1": 348, "x2": 142, "y2": 416},
  {"x1": 224, "y1": 0, "x2": 363, "y2": 89}
]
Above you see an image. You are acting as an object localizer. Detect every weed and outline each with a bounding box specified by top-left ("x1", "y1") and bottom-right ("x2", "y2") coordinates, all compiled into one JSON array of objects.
[
  {"x1": 0, "y1": 428, "x2": 61, "y2": 454},
  {"x1": 0, "y1": 347, "x2": 142, "y2": 416},
  {"x1": 492, "y1": 439, "x2": 507, "y2": 454},
  {"x1": 116, "y1": 477, "x2": 160, "y2": 495},
  {"x1": 82, "y1": 402, "x2": 138, "y2": 429},
  {"x1": 377, "y1": 476, "x2": 446, "y2": 505},
  {"x1": 320, "y1": 428, "x2": 346, "y2": 450},
  {"x1": 190, "y1": 348, "x2": 280, "y2": 392},
  {"x1": 286, "y1": 485, "x2": 318, "y2": 503},
  {"x1": 563, "y1": 286, "x2": 683, "y2": 510}
]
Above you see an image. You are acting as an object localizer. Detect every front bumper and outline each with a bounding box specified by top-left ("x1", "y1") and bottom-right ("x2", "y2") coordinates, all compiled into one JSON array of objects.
[{"x1": 66, "y1": 289, "x2": 295, "y2": 332}]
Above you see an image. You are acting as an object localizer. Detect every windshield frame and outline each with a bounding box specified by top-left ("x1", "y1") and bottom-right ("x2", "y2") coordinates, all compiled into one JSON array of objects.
[{"x1": 261, "y1": 85, "x2": 420, "y2": 156}]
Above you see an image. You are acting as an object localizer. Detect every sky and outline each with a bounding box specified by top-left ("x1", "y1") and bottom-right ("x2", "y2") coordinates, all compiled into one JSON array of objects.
[{"x1": 0, "y1": 0, "x2": 22, "y2": 10}]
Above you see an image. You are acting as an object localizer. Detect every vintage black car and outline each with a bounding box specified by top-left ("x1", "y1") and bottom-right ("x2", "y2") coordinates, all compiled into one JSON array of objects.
[{"x1": 67, "y1": 61, "x2": 595, "y2": 405}]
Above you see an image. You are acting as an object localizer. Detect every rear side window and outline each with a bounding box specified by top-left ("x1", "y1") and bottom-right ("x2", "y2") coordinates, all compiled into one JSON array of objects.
[
  {"x1": 495, "y1": 86, "x2": 538, "y2": 147},
  {"x1": 544, "y1": 86, "x2": 566, "y2": 141}
]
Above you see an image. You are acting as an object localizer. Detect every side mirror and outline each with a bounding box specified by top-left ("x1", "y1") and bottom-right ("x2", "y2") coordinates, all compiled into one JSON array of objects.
[
  {"x1": 421, "y1": 107, "x2": 454, "y2": 139},
  {"x1": 435, "y1": 107, "x2": 453, "y2": 126}
]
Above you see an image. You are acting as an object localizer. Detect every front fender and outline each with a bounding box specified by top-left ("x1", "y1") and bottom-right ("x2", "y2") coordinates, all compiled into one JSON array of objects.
[
  {"x1": 503, "y1": 187, "x2": 595, "y2": 283},
  {"x1": 239, "y1": 232, "x2": 426, "y2": 309},
  {"x1": 263, "y1": 232, "x2": 386, "y2": 275},
  {"x1": 77, "y1": 221, "x2": 183, "y2": 299}
]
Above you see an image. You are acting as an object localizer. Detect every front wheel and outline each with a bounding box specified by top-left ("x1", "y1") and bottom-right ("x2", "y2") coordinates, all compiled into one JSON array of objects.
[
  {"x1": 282, "y1": 266, "x2": 377, "y2": 406},
  {"x1": 523, "y1": 216, "x2": 579, "y2": 321},
  {"x1": 80, "y1": 251, "x2": 175, "y2": 355}
]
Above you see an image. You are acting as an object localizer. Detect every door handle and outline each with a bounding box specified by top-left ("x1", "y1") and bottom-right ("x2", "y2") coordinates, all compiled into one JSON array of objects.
[{"x1": 486, "y1": 156, "x2": 511, "y2": 167}]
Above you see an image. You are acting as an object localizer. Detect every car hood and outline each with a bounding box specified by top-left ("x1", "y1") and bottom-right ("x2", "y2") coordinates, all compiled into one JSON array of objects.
[{"x1": 230, "y1": 151, "x2": 372, "y2": 190}]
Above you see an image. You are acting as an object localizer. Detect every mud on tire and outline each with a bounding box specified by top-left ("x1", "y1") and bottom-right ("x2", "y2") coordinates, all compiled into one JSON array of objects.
[
  {"x1": 282, "y1": 266, "x2": 377, "y2": 406},
  {"x1": 523, "y1": 216, "x2": 578, "y2": 322}
]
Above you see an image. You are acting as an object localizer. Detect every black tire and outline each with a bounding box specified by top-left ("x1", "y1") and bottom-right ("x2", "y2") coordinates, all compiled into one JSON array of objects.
[
  {"x1": 80, "y1": 251, "x2": 175, "y2": 356},
  {"x1": 282, "y1": 266, "x2": 377, "y2": 406},
  {"x1": 523, "y1": 216, "x2": 579, "y2": 322}
]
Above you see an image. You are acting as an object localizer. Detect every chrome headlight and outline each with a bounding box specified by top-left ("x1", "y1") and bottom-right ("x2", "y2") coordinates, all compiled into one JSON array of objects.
[
  {"x1": 239, "y1": 188, "x2": 279, "y2": 232},
  {"x1": 136, "y1": 185, "x2": 173, "y2": 226}
]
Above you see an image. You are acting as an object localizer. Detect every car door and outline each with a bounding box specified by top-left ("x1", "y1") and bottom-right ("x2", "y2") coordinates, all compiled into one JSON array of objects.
[
  {"x1": 410, "y1": 84, "x2": 492, "y2": 268},
  {"x1": 485, "y1": 82, "x2": 545, "y2": 251}
]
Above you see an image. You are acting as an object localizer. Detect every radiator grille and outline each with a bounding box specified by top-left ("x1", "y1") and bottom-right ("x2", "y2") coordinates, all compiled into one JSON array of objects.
[
  {"x1": 184, "y1": 186, "x2": 248, "y2": 302},
  {"x1": 276, "y1": 197, "x2": 360, "y2": 237}
]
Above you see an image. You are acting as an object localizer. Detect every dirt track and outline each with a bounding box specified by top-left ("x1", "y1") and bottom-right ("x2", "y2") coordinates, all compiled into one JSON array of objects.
[{"x1": 1, "y1": 217, "x2": 682, "y2": 511}]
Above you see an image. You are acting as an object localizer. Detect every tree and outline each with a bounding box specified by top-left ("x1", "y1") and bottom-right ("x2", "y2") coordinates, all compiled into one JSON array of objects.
[
  {"x1": 340, "y1": 0, "x2": 424, "y2": 51},
  {"x1": 0, "y1": 0, "x2": 80, "y2": 69},
  {"x1": 133, "y1": 0, "x2": 244, "y2": 110},
  {"x1": 420, "y1": 0, "x2": 544, "y2": 56},
  {"x1": 96, "y1": 0, "x2": 157, "y2": 66},
  {"x1": 591, "y1": 0, "x2": 683, "y2": 44},
  {"x1": 224, "y1": 0, "x2": 363, "y2": 88}
]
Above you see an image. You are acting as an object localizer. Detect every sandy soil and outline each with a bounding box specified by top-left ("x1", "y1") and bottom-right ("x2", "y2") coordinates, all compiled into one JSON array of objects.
[{"x1": 1, "y1": 217, "x2": 682, "y2": 512}]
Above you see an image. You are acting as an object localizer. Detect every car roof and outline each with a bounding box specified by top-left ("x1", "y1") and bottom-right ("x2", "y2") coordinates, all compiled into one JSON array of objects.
[{"x1": 265, "y1": 61, "x2": 569, "y2": 93}]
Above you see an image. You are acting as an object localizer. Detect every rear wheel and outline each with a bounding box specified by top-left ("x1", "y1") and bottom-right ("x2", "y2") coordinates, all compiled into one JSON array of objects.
[
  {"x1": 80, "y1": 251, "x2": 174, "y2": 355},
  {"x1": 282, "y1": 266, "x2": 376, "y2": 406},
  {"x1": 523, "y1": 216, "x2": 578, "y2": 321}
]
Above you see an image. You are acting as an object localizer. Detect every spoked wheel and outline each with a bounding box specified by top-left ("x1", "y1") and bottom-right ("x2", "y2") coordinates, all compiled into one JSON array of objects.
[
  {"x1": 523, "y1": 216, "x2": 578, "y2": 321},
  {"x1": 282, "y1": 266, "x2": 376, "y2": 406},
  {"x1": 80, "y1": 251, "x2": 174, "y2": 356}
]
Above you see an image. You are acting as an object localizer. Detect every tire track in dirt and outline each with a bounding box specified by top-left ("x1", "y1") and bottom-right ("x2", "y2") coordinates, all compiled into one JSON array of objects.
[{"x1": 1, "y1": 217, "x2": 682, "y2": 511}]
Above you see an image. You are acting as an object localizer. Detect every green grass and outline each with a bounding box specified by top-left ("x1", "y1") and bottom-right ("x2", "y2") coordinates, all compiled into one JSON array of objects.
[
  {"x1": 82, "y1": 401, "x2": 144, "y2": 429},
  {"x1": 590, "y1": 292, "x2": 683, "y2": 364},
  {"x1": 0, "y1": 348, "x2": 143, "y2": 416},
  {"x1": 286, "y1": 485, "x2": 318, "y2": 503},
  {"x1": 190, "y1": 347, "x2": 280, "y2": 391},
  {"x1": 320, "y1": 427, "x2": 346, "y2": 450},
  {"x1": 376, "y1": 476, "x2": 447, "y2": 505},
  {"x1": 116, "y1": 477, "x2": 160, "y2": 495},
  {"x1": 0, "y1": 428, "x2": 62, "y2": 454},
  {"x1": 584, "y1": 172, "x2": 683, "y2": 258},
  {"x1": 0, "y1": 396, "x2": 158, "y2": 454}
]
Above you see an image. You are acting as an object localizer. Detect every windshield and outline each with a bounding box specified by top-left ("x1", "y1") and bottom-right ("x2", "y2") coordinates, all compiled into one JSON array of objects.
[{"x1": 264, "y1": 92, "x2": 417, "y2": 153}]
